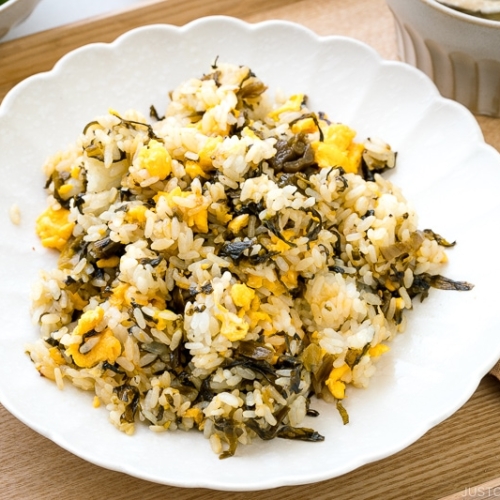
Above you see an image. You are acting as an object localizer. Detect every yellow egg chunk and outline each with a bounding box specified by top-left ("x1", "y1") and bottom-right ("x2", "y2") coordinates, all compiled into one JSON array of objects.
[
  {"x1": 67, "y1": 329, "x2": 122, "y2": 369},
  {"x1": 267, "y1": 229, "x2": 295, "y2": 253},
  {"x1": 246, "y1": 274, "x2": 263, "y2": 289},
  {"x1": 211, "y1": 204, "x2": 232, "y2": 224},
  {"x1": 126, "y1": 205, "x2": 148, "y2": 224},
  {"x1": 198, "y1": 136, "x2": 223, "y2": 170},
  {"x1": 70, "y1": 165, "x2": 81, "y2": 179},
  {"x1": 96, "y1": 256, "x2": 120, "y2": 268},
  {"x1": 156, "y1": 187, "x2": 209, "y2": 233},
  {"x1": 154, "y1": 186, "x2": 183, "y2": 208},
  {"x1": 312, "y1": 123, "x2": 364, "y2": 173},
  {"x1": 183, "y1": 407, "x2": 204, "y2": 426},
  {"x1": 245, "y1": 296, "x2": 271, "y2": 327},
  {"x1": 247, "y1": 310, "x2": 272, "y2": 329},
  {"x1": 291, "y1": 117, "x2": 317, "y2": 135},
  {"x1": 368, "y1": 344, "x2": 390, "y2": 357},
  {"x1": 329, "y1": 380, "x2": 346, "y2": 399},
  {"x1": 35, "y1": 206, "x2": 75, "y2": 251},
  {"x1": 215, "y1": 304, "x2": 249, "y2": 342},
  {"x1": 69, "y1": 291, "x2": 88, "y2": 311},
  {"x1": 326, "y1": 363, "x2": 351, "y2": 399},
  {"x1": 58, "y1": 184, "x2": 73, "y2": 197},
  {"x1": 230, "y1": 283, "x2": 255, "y2": 309},
  {"x1": 187, "y1": 209, "x2": 209, "y2": 234},
  {"x1": 281, "y1": 269, "x2": 298, "y2": 290},
  {"x1": 268, "y1": 94, "x2": 304, "y2": 120},
  {"x1": 73, "y1": 307, "x2": 105, "y2": 336},
  {"x1": 244, "y1": 271, "x2": 285, "y2": 295},
  {"x1": 138, "y1": 139, "x2": 172, "y2": 180},
  {"x1": 154, "y1": 309, "x2": 178, "y2": 331},
  {"x1": 185, "y1": 160, "x2": 210, "y2": 180},
  {"x1": 109, "y1": 283, "x2": 129, "y2": 308},
  {"x1": 48, "y1": 347, "x2": 65, "y2": 365},
  {"x1": 227, "y1": 214, "x2": 249, "y2": 234},
  {"x1": 262, "y1": 277, "x2": 286, "y2": 296}
]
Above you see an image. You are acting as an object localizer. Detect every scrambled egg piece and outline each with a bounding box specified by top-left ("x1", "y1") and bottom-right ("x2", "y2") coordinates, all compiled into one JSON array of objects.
[
  {"x1": 227, "y1": 214, "x2": 249, "y2": 234},
  {"x1": 70, "y1": 165, "x2": 81, "y2": 179},
  {"x1": 368, "y1": 343, "x2": 390, "y2": 357},
  {"x1": 185, "y1": 160, "x2": 210, "y2": 180},
  {"x1": 67, "y1": 307, "x2": 120, "y2": 371},
  {"x1": 110, "y1": 283, "x2": 163, "y2": 309},
  {"x1": 126, "y1": 205, "x2": 148, "y2": 224},
  {"x1": 183, "y1": 407, "x2": 204, "y2": 426},
  {"x1": 326, "y1": 363, "x2": 351, "y2": 399},
  {"x1": 155, "y1": 186, "x2": 209, "y2": 233},
  {"x1": 67, "y1": 328, "x2": 121, "y2": 369},
  {"x1": 48, "y1": 347, "x2": 65, "y2": 365},
  {"x1": 215, "y1": 303, "x2": 249, "y2": 342},
  {"x1": 68, "y1": 291, "x2": 88, "y2": 311},
  {"x1": 96, "y1": 256, "x2": 120, "y2": 268},
  {"x1": 268, "y1": 94, "x2": 304, "y2": 121},
  {"x1": 35, "y1": 206, "x2": 75, "y2": 251},
  {"x1": 58, "y1": 184, "x2": 73, "y2": 197},
  {"x1": 73, "y1": 307, "x2": 105, "y2": 336},
  {"x1": 153, "y1": 309, "x2": 179, "y2": 331},
  {"x1": 138, "y1": 139, "x2": 172, "y2": 180},
  {"x1": 281, "y1": 269, "x2": 298, "y2": 290},
  {"x1": 312, "y1": 123, "x2": 364, "y2": 174},
  {"x1": 291, "y1": 117, "x2": 318, "y2": 135},
  {"x1": 245, "y1": 274, "x2": 286, "y2": 297},
  {"x1": 198, "y1": 136, "x2": 222, "y2": 170},
  {"x1": 235, "y1": 274, "x2": 285, "y2": 337},
  {"x1": 109, "y1": 283, "x2": 129, "y2": 308},
  {"x1": 241, "y1": 126, "x2": 258, "y2": 140},
  {"x1": 230, "y1": 283, "x2": 255, "y2": 309},
  {"x1": 267, "y1": 229, "x2": 296, "y2": 253},
  {"x1": 244, "y1": 295, "x2": 272, "y2": 330},
  {"x1": 211, "y1": 203, "x2": 232, "y2": 225}
]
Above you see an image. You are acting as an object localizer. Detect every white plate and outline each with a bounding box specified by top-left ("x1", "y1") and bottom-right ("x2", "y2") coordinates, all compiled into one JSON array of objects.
[{"x1": 1, "y1": 16, "x2": 499, "y2": 491}]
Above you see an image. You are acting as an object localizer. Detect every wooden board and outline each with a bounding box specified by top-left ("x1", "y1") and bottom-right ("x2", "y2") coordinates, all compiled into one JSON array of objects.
[{"x1": 1, "y1": 1, "x2": 500, "y2": 499}]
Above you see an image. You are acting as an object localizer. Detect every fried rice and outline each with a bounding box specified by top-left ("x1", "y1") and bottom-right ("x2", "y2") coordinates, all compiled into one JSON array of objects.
[{"x1": 26, "y1": 61, "x2": 473, "y2": 458}]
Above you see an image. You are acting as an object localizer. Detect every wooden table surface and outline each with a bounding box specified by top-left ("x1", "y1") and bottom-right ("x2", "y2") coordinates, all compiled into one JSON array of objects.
[{"x1": 1, "y1": 1, "x2": 500, "y2": 499}]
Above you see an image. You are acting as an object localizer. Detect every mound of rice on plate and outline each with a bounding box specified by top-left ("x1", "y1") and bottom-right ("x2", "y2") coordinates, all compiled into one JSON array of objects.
[{"x1": 26, "y1": 61, "x2": 472, "y2": 458}]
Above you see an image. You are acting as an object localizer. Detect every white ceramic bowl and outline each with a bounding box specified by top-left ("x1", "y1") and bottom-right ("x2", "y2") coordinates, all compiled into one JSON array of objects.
[
  {"x1": 0, "y1": 0, "x2": 41, "y2": 39},
  {"x1": 386, "y1": 0, "x2": 500, "y2": 117}
]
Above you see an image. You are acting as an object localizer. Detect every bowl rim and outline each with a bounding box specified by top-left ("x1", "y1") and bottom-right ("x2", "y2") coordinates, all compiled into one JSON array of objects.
[{"x1": 424, "y1": 0, "x2": 500, "y2": 27}]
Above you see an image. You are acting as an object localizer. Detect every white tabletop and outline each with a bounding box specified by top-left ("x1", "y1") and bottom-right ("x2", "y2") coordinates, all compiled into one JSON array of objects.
[{"x1": 2, "y1": 0, "x2": 148, "y2": 42}]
